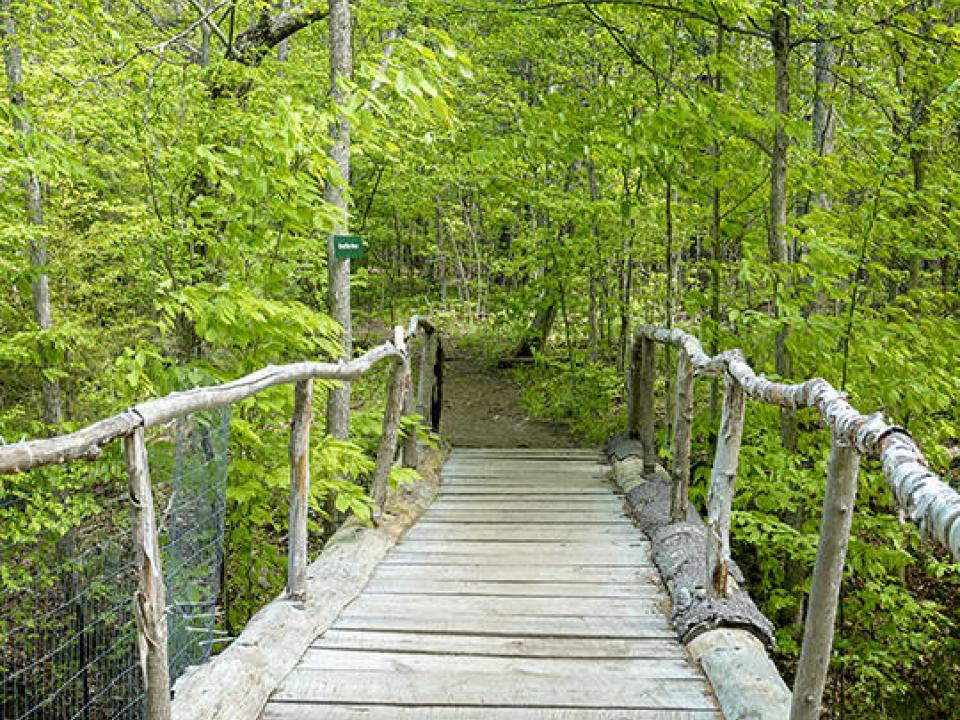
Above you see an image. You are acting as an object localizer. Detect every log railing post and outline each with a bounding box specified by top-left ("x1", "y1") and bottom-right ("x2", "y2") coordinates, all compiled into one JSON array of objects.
[
  {"x1": 671, "y1": 349, "x2": 695, "y2": 522},
  {"x1": 371, "y1": 337, "x2": 408, "y2": 511},
  {"x1": 416, "y1": 332, "x2": 438, "y2": 422},
  {"x1": 123, "y1": 426, "x2": 172, "y2": 720},
  {"x1": 401, "y1": 349, "x2": 418, "y2": 468},
  {"x1": 640, "y1": 336, "x2": 656, "y2": 473},
  {"x1": 706, "y1": 367, "x2": 745, "y2": 597},
  {"x1": 627, "y1": 335, "x2": 643, "y2": 440},
  {"x1": 286, "y1": 379, "x2": 313, "y2": 600},
  {"x1": 430, "y1": 336, "x2": 444, "y2": 432},
  {"x1": 790, "y1": 432, "x2": 860, "y2": 720}
]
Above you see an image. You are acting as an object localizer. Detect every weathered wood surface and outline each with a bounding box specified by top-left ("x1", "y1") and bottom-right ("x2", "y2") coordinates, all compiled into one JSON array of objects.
[
  {"x1": 634, "y1": 324, "x2": 960, "y2": 561},
  {"x1": 171, "y1": 450, "x2": 441, "y2": 720},
  {"x1": 265, "y1": 709, "x2": 720, "y2": 720},
  {"x1": 263, "y1": 448, "x2": 720, "y2": 719},
  {"x1": 670, "y1": 348, "x2": 695, "y2": 523},
  {"x1": 604, "y1": 435, "x2": 775, "y2": 648},
  {"x1": 286, "y1": 379, "x2": 313, "y2": 600},
  {"x1": 791, "y1": 434, "x2": 860, "y2": 720},
  {"x1": 605, "y1": 438, "x2": 787, "y2": 719},
  {"x1": 371, "y1": 342, "x2": 408, "y2": 508},
  {"x1": 124, "y1": 426, "x2": 172, "y2": 720},
  {"x1": 0, "y1": 318, "x2": 444, "y2": 477},
  {"x1": 0, "y1": 341, "x2": 403, "y2": 476},
  {"x1": 705, "y1": 371, "x2": 745, "y2": 597}
]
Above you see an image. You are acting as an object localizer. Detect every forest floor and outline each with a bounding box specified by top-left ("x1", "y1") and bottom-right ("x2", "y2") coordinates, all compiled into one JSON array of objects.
[{"x1": 439, "y1": 338, "x2": 581, "y2": 448}]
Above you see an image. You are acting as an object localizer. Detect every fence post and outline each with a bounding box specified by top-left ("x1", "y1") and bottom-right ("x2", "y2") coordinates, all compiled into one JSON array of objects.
[
  {"x1": 123, "y1": 426, "x2": 172, "y2": 720},
  {"x1": 790, "y1": 431, "x2": 860, "y2": 720},
  {"x1": 416, "y1": 331, "x2": 438, "y2": 424},
  {"x1": 372, "y1": 349, "x2": 408, "y2": 511},
  {"x1": 640, "y1": 336, "x2": 656, "y2": 473},
  {"x1": 287, "y1": 379, "x2": 313, "y2": 600},
  {"x1": 706, "y1": 367, "x2": 745, "y2": 597},
  {"x1": 401, "y1": 348, "x2": 418, "y2": 468},
  {"x1": 430, "y1": 336, "x2": 444, "y2": 432},
  {"x1": 627, "y1": 334, "x2": 642, "y2": 439},
  {"x1": 671, "y1": 349, "x2": 695, "y2": 523}
]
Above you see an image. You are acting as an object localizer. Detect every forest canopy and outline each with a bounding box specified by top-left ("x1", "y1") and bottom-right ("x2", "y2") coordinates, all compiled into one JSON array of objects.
[{"x1": 1, "y1": 0, "x2": 959, "y2": 717}]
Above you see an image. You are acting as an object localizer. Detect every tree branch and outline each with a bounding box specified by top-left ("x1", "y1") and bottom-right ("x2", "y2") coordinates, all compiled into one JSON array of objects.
[{"x1": 230, "y1": 4, "x2": 330, "y2": 64}]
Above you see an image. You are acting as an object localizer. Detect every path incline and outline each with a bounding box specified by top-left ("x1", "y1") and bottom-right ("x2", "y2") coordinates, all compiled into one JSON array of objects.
[{"x1": 262, "y1": 448, "x2": 721, "y2": 719}]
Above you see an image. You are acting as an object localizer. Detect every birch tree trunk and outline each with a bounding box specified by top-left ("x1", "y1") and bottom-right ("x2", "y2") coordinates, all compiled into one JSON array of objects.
[
  {"x1": 435, "y1": 198, "x2": 447, "y2": 302},
  {"x1": 810, "y1": 3, "x2": 835, "y2": 212},
  {"x1": 1, "y1": 0, "x2": 63, "y2": 431},
  {"x1": 708, "y1": 28, "x2": 723, "y2": 422},
  {"x1": 769, "y1": 3, "x2": 797, "y2": 453},
  {"x1": 324, "y1": 0, "x2": 353, "y2": 441}
]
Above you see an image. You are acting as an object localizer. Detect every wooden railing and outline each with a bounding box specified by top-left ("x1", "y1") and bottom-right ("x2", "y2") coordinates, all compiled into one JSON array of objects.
[
  {"x1": 627, "y1": 324, "x2": 960, "y2": 720},
  {"x1": 0, "y1": 316, "x2": 442, "y2": 720}
]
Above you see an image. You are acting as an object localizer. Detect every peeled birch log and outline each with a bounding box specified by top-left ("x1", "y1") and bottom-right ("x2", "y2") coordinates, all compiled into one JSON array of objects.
[
  {"x1": 634, "y1": 325, "x2": 960, "y2": 561},
  {"x1": 171, "y1": 457, "x2": 440, "y2": 720},
  {"x1": 671, "y1": 349, "x2": 695, "y2": 523},
  {"x1": 371, "y1": 329, "x2": 409, "y2": 510},
  {"x1": 639, "y1": 337, "x2": 656, "y2": 473},
  {"x1": 627, "y1": 337, "x2": 643, "y2": 439},
  {"x1": 124, "y1": 427, "x2": 172, "y2": 720},
  {"x1": 286, "y1": 380, "x2": 313, "y2": 601},
  {"x1": 400, "y1": 363, "x2": 418, "y2": 468},
  {"x1": 791, "y1": 432, "x2": 860, "y2": 720},
  {"x1": 0, "y1": 342, "x2": 403, "y2": 476},
  {"x1": 706, "y1": 369, "x2": 745, "y2": 598},
  {"x1": 604, "y1": 434, "x2": 776, "y2": 648}
]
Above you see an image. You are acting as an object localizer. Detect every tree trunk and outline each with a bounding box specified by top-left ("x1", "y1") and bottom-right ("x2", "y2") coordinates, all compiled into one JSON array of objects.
[
  {"x1": 323, "y1": 0, "x2": 353, "y2": 532},
  {"x1": 324, "y1": 0, "x2": 353, "y2": 442},
  {"x1": 663, "y1": 177, "x2": 676, "y2": 440},
  {"x1": 770, "y1": 3, "x2": 797, "y2": 453},
  {"x1": 1, "y1": 0, "x2": 63, "y2": 431},
  {"x1": 708, "y1": 27, "x2": 724, "y2": 423},
  {"x1": 810, "y1": 5, "x2": 835, "y2": 212},
  {"x1": 509, "y1": 300, "x2": 557, "y2": 362},
  {"x1": 435, "y1": 198, "x2": 447, "y2": 302}
]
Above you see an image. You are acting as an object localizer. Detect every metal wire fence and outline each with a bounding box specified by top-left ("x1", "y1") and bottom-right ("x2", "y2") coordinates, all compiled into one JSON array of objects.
[{"x1": 0, "y1": 409, "x2": 229, "y2": 720}]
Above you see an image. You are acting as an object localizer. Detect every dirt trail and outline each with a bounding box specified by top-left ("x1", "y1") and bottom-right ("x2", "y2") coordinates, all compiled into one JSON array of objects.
[{"x1": 439, "y1": 342, "x2": 580, "y2": 449}]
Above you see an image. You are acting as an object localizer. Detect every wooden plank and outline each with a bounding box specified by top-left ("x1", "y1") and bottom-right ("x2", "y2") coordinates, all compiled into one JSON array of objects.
[
  {"x1": 264, "y1": 705, "x2": 721, "y2": 719},
  {"x1": 405, "y1": 524, "x2": 637, "y2": 542},
  {"x1": 311, "y1": 630, "x2": 684, "y2": 659},
  {"x1": 442, "y1": 468, "x2": 609, "y2": 485},
  {"x1": 271, "y1": 668, "x2": 716, "y2": 709},
  {"x1": 430, "y1": 499, "x2": 625, "y2": 510},
  {"x1": 440, "y1": 478, "x2": 612, "y2": 487},
  {"x1": 297, "y1": 649, "x2": 702, "y2": 678},
  {"x1": 438, "y1": 488, "x2": 615, "y2": 496},
  {"x1": 390, "y1": 540, "x2": 651, "y2": 564},
  {"x1": 381, "y1": 554, "x2": 652, "y2": 568},
  {"x1": 262, "y1": 447, "x2": 720, "y2": 720},
  {"x1": 369, "y1": 563, "x2": 662, "y2": 585},
  {"x1": 331, "y1": 614, "x2": 675, "y2": 638},
  {"x1": 448, "y1": 449, "x2": 599, "y2": 456},
  {"x1": 362, "y1": 578, "x2": 661, "y2": 599},
  {"x1": 421, "y1": 510, "x2": 627, "y2": 523},
  {"x1": 442, "y1": 467, "x2": 608, "y2": 476},
  {"x1": 339, "y1": 594, "x2": 667, "y2": 619}
]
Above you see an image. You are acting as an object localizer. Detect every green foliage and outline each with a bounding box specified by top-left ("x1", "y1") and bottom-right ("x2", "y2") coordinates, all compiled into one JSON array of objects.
[
  {"x1": 515, "y1": 353, "x2": 625, "y2": 444},
  {"x1": 1, "y1": 0, "x2": 959, "y2": 715}
]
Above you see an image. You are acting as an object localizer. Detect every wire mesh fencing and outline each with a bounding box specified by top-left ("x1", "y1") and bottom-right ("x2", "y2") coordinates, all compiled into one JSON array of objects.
[{"x1": 0, "y1": 408, "x2": 229, "y2": 720}]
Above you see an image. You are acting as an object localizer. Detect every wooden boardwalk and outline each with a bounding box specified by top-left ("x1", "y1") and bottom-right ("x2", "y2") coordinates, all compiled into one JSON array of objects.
[{"x1": 262, "y1": 448, "x2": 721, "y2": 719}]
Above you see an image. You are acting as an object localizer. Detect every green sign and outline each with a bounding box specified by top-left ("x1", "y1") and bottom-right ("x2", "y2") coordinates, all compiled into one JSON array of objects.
[{"x1": 334, "y1": 234, "x2": 364, "y2": 259}]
